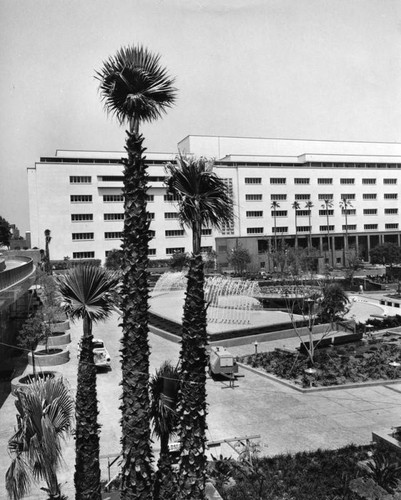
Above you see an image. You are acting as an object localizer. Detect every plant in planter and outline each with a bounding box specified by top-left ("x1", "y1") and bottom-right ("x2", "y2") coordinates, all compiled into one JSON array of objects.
[{"x1": 17, "y1": 313, "x2": 49, "y2": 377}]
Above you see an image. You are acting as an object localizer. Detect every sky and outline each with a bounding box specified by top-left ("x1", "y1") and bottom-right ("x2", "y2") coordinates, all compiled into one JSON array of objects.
[{"x1": 0, "y1": 0, "x2": 400, "y2": 234}]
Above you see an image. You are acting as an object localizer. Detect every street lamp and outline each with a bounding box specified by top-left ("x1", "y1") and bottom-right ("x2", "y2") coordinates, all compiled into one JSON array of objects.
[
  {"x1": 254, "y1": 341, "x2": 258, "y2": 356},
  {"x1": 389, "y1": 361, "x2": 400, "y2": 379}
]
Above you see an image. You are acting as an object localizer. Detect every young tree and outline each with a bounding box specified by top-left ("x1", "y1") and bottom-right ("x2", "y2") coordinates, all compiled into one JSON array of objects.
[
  {"x1": 6, "y1": 377, "x2": 74, "y2": 500},
  {"x1": 165, "y1": 155, "x2": 233, "y2": 500},
  {"x1": 370, "y1": 242, "x2": 401, "y2": 266},
  {"x1": 0, "y1": 215, "x2": 11, "y2": 248},
  {"x1": 318, "y1": 282, "x2": 349, "y2": 326},
  {"x1": 57, "y1": 266, "x2": 119, "y2": 500},
  {"x1": 104, "y1": 248, "x2": 124, "y2": 270},
  {"x1": 169, "y1": 251, "x2": 189, "y2": 271},
  {"x1": 96, "y1": 45, "x2": 176, "y2": 499},
  {"x1": 17, "y1": 313, "x2": 50, "y2": 376},
  {"x1": 227, "y1": 246, "x2": 251, "y2": 276}
]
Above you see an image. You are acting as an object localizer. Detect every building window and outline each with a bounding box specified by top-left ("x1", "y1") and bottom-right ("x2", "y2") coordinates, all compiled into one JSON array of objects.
[
  {"x1": 201, "y1": 228, "x2": 212, "y2": 236},
  {"x1": 221, "y1": 178, "x2": 235, "y2": 235},
  {"x1": 270, "y1": 178, "x2": 286, "y2": 184},
  {"x1": 164, "y1": 212, "x2": 179, "y2": 219},
  {"x1": 318, "y1": 194, "x2": 333, "y2": 200},
  {"x1": 164, "y1": 194, "x2": 181, "y2": 202},
  {"x1": 201, "y1": 246, "x2": 213, "y2": 253},
  {"x1": 385, "y1": 208, "x2": 398, "y2": 215},
  {"x1": 319, "y1": 210, "x2": 334, "y2": 216},
  {"x1": 166, "y1": 247, "x2": 185, "y2": 255},
  {"x1": 364, "y1": 224, "x2": 378, "y2": 230},
  {"x1": 318, "y1": 178, "x2": 333, "y2": 184},
  {"x1": 341, "y1": 209, "x2": 356, "y2": 216},
  {"x1": 99, "y1": 176, "x2": 124, "y2": 182},
  {"x1": 340, "y1": 178, "x2": 355, "y2": 184},
  {"x1": 342, "y1": 225, "x2": 356, "y2": 231},
  {"x1": 70, "y1": 176, "x2": 91, "y2": 184},
  {"x1": 105, "y1": 232, "x2": 123, "y2": 239},
  {"x1": 73, "y1": 251, "x2": 95, "y2": 259},
  {"x1": 363, "y1": 193, "x2": 377, "y2": 200},
  {"x1": 295, "y1": 194, "x2": 311, "y2": 200},
  {"x1": 104, "y1": 213, "x2": 124, "y2": 221},
  {"x1": 296, "y1": 226, "x2": 311, "y2": 233},
  {"x1": 384, "y1": 193, "x2": 398, "y2": 199},
  {"x1": 146, "y1": 195, "x2": 154, "y2": 202},
  {"x1": 149, "y1": 230, "x2": 155, "y2": 238},
  {"x1": 147, "y1": 213, "x2": 155, "y2": 220},
  {"x1": 72, "y1": 233, "x2": 94, "y2": 240},
  {"x1": 296, "y1": 210, "x2": 310, "y2": 217},
  {"x1": 273, "y1": 227, "x2": 288, "y2": 233},
  {"x1": 271, "y1": 210, "x2": 287, "y2": 217},
  {"x1": 386, "y1": 223, "x2": 399, "y2": 229},
  {"x1": 148, "y1": 248, "x2": 156, "y2": 256},
  {"x1": 246, "y1": 211, "x2": 263, "y2": 218},
  {"x1": 71, "y1": 214, "x2": 93, "y2": 222},
  {"x1": 341, "y1": 194, "x2": 356, "y2": 200},
  {"x1": 245, "y1": 177, "x2": 262, "y2": 184},
  {"x1": 320, "y1": 225, "x2": 335, "y2": 231},
  {"x1": 247, "y1": 227, "x2": 264, "y2": 234},
  {"x1": 384, "y1": 178, "x2": 397, "y2": 184},
  {"x1": 362, "y1": 178, "x2": 376, "y2": 185},
  {"x1": 165, "y1": 229, "x2": 185, "y2": 237},
  {"x1": 294, "y1": 178, "x2": 310, "y2": 184},
  {"x1": 103, "y1": 194, "x2": 123, "y2": 203},
  {"x1": 271, "y1": 194, "x2": 287, "y2": 201},
  {"x1": 71, "y1": 195, "x2": 92, "y2": 203},
  {"x1": 245, "y1": 194, "x2": 263, "y2": 201},
  {"x1": 363, "y1": 209, "x2": 377, "y2": 215}
]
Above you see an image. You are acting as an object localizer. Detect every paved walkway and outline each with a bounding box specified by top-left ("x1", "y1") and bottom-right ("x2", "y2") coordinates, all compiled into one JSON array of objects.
[{"x1": 1, "y1": 304, "x2": 401, "y2": 498}]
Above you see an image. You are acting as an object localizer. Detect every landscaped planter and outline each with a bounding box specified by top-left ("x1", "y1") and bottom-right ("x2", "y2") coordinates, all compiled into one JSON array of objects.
[
  {"x1": 47, "y1": 331, "x2": 71, "y2": 347},
  {"x1": 28, "y1": 347, "x2": 70, "y2": 367},
  {"x1": 11, "y1": 370, "x2": 63, "y2": 396},
  {"x1": 49, "y1": 319, "x2": 70, "y2": 333}
]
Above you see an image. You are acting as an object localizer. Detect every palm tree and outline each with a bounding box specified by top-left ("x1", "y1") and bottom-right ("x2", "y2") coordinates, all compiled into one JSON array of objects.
[
  {"x1": 96, "y1": 45, "x2": 176, "y2": 499},
  {"x1": 271, "y1": 201, "x2": 280, "y2": 252},
  {"x1": 57, "y1": 266, "x2": 119, "y2": 500},
  {"x1": 6, "y1": 376, "x2": 74, "y2": 500},
  {"x1": 305, "y1": 201, "x2": 314, "y2": 249},
  {"x1": 165, "y1": 155, "x2": 233, "y2": 500},
  {"x1": 319, "y1": 282, "x2": 350, "y2": 327},
  {"x1": 339, "y1": 197, "x2": 353, "y2": 265},
  {"x1": 150, "y1": 361, "x2": 180, "y2": 500},
  {"x1": 321, "y1": 199, "x2": 334, "y2": 267},
  {"x1": 292, "y1": 201, "x2": 300, "y2": 249}
]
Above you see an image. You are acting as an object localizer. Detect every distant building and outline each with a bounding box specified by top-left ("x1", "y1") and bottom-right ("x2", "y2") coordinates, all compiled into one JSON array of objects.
[{"x1": 28, "y1": 136, "x2": 401, "y2": 267}]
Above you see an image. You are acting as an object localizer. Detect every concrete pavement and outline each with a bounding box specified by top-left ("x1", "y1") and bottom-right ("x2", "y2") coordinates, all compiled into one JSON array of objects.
[{"x1": 1, "y1": 310, "x2": 401, "y2": 499}]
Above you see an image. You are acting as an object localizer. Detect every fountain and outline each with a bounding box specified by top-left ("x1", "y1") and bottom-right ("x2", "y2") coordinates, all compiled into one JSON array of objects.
[{"x1": 152, "y1": 271, "x2": 187, "y2": 294}]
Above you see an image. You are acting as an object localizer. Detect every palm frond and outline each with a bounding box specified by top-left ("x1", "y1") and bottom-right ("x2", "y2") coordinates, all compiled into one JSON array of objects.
[{"x1": 96, "y1": 45, "x2": 176, "y2": 127}]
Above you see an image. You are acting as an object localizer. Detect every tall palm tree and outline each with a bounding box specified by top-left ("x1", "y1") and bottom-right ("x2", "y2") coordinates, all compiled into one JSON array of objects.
[
  {"x1": 150, "y1": 361, "x2": 180, "y2": 500},
  {"x1": 305, "y1": 201, "x2": 314, "y2": 249},
  {"x1": 271, "y1": 201, "x2": 280, "y2": 252},
  {"x1": 57, "y1": 266, "x2": 119, "y2": 500},
  {"x1": 292, "y1": 201, "x2": 300, "y2": 249},
  {"x1": 6, "y1": 377, "x2": 74, "y2": 500},
  {"x1": 340, "y1": 197, "x2": 353, "y2": 266},
  {"x1": 96, "y1": 45, "x2": 176, "y2": 499},
  {"x1": 165, "y1": 155, "x2": 233, "y2": 500},
  {"x1": 321, "y1": 199, "x2": 334, "y2": 267}
]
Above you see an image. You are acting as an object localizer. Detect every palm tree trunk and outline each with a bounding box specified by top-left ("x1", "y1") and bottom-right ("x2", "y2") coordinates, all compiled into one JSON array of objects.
[
  {"x1": 294, "y1": 213, "x2": 298, "y2": 249},
  {"x1": 178, "y1": 254, "x2": 208, "y2": 500},
  {"x1": 74, "y1": 315, "x2": 101, "y2": 500},
  {"x1": 120, "y1": 131, "x2": 153, "y2": 500}
]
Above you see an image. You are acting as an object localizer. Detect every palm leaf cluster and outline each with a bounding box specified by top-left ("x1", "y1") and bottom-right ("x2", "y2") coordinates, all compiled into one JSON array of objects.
[{"x1": 6, "y1": 377, "x2": 74, "y2": 500}]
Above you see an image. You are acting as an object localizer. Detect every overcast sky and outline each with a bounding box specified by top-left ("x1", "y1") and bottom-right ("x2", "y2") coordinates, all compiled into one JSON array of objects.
[{"x1": 1, "y1": 0, "x2": 400, "y2": 234}]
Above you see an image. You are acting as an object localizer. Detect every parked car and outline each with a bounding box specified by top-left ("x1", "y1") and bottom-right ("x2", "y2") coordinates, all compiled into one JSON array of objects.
[{"x1": 77, "y1": 338, "x2": 111, "y2": 369}]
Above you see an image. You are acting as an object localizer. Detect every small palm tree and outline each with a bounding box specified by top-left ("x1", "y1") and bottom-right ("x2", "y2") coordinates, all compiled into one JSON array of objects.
[
  {"x1": 339, "y1": 197, "x2": 353, "y2": 265},
  {"x1": 165, "y1": 155, "x2": 233, "y2": 500},
  {"x1": 97, "y1": 45, "x2": 176, "y2": 499},
  {"x1": 271, "y1": 201, "x2": 280, "y2": 252},
  {"x1": 292, "y1": 201, "x2": 300, "y2": 249},
  {"x1": 6, "y1": 377, "x2": 74, "y2": 500},
  {"x1": 321, "y1": 199, "x2": 334, "y2": 267},
  {"x1": 150, "y1": 361, "x2": 180, "y2": 500},
  {"x1": 305, "y1": 201, "x2": 314, "y2": 249},
  {"x1": 57, "y1": 266, "x2": 119, "y2": 500},
  {"x1": 319, "y1": 282, "x2": 350, "y2": 327}
]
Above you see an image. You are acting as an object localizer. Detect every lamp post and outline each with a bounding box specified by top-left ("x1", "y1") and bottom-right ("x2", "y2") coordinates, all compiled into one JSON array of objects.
[
  {"x1": 44, "y1": 229, "x2": 52, "y2": 275},
  {"x1": 254, "y1": 341, "x2": 258, "y2": 356},
  {"x1": 389, "y1": 361, "x2": 400, "y2": 379}
]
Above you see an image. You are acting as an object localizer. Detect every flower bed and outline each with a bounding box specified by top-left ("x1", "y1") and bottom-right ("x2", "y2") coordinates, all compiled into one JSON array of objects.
[{"x1": 239, "y1": 336, "x2": 401, "y2": 388}]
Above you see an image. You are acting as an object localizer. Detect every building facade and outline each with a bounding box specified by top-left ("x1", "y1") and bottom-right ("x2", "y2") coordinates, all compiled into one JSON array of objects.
[{"x1": 28, "y1": 136, "x2": 401, "y2": 266}]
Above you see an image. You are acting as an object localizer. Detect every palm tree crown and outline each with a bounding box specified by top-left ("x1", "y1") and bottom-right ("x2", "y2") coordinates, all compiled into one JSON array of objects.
[
  {"x1": 165, "y1": 155, "x2": 234, "y2": 254},
  {"x1": 96, "y1": 45, "x2": 176, "y2": 132}
]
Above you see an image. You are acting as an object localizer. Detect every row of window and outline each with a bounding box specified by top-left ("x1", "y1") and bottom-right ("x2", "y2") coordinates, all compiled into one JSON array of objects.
[
  {"x1": 73, "y1": 246, "x2": 212, "y2": 260},
  {"x1": 244, "y1": 177, "x2": 397, "y2": 185},
  {"x1": 71, "y1": 194, "x2": 185, "y2": 203},
  {"x1": 71, "y1": 229, "x2": 212, "y2": 240},
  {"x1": 246, "y1": 223, "x2": 399, "y2": 234},
  {"x1": 246, "y1": 193, "x2": 398, "y2": 202},
  {"x1": 245, "y1": 208, "x2": 399, "y2": 218},
  {"x1": 70, "y1": 175, "x2": 173, "y2": 184}
]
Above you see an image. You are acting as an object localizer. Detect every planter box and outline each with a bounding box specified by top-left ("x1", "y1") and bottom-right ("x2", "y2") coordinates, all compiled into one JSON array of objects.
[
  {"x1": 50, "y1": 319, "x2": 70, "y2": 333},
  {"x1": 11, "y1": 371, "x2": 63, "y2": 396},
  {"x1": 28, "y1": 347, "x2": 70, "y2": 367},
  {"x1": 372, "y1": 429, "x2": 401, "y2": 456},
  {"x1": 47, "y1": 332, "x2": 71, "y2": 347}
]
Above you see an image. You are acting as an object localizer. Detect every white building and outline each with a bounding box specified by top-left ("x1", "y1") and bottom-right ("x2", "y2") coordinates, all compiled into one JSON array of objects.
[{"x1": 28, "y1": 135, "x2": 401, "y2": 266}]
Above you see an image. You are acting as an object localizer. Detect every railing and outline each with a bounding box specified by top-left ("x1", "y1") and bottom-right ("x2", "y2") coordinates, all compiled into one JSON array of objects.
[{"x1": 0, "y1": 257, "x2": 34, "y2": 291}]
